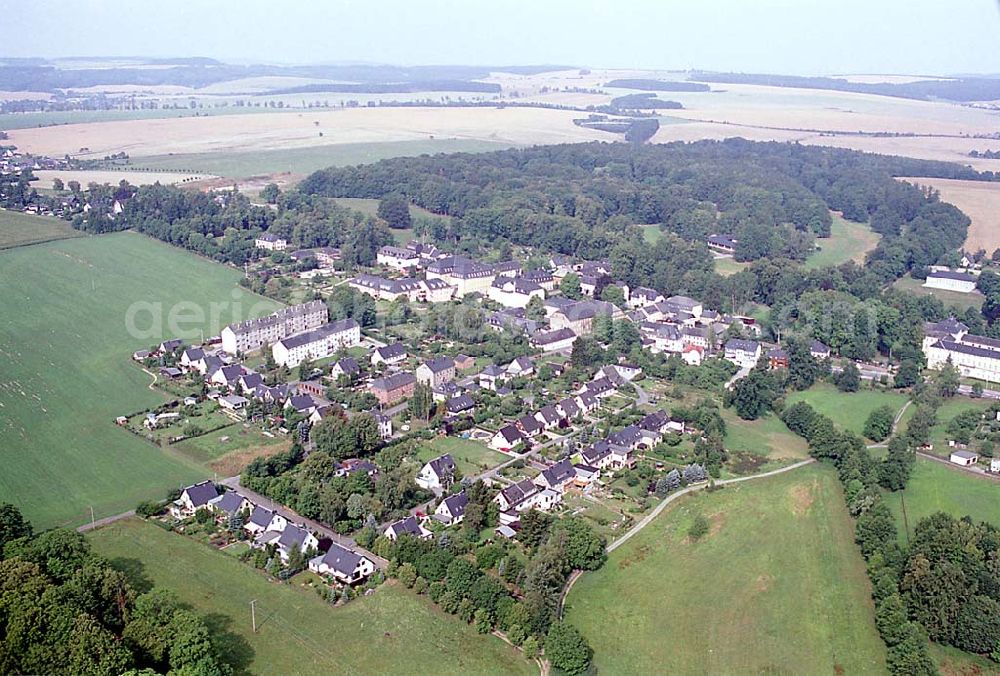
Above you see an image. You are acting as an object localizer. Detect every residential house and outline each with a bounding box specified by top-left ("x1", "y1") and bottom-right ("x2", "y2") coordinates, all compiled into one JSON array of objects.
[
  {"x1": 308, "y1": 543, "x2": 376, "y2": 584},
  {"x1": 664, "y1": 295, "x2": 704, "y2": 318},
  {"x1": 425, "y1": 255, "x2": 497, "y2": 296},
  {"x1": 557, "y1": 397, "x2": 581, "y2": 420},
  {"x1": 573, "y1": 464, "x2": 601, "y2": 488},
  {"x1": 330, "y1": 358, "x2": 360, "y2": 379},
  {"x1": 255, "y1": 233, "x2": 288, "y2": 251},
  {"x1": 534, "y1": 458, "x2": 576, "y2": 492},
  {"x1": 372, "y1": 343, "x2": 407, "y2": 367},
  {"x1": 628, "y1": 286, "x2": 664, "y2": 309},
  {"x1": 810, "y1": 340, "x2": 832, "y2": 360},
  {"x1": 517, "y1": 414, "x2": 544, "y2": 438},
  {"x1": 271, "y1": 524, "x2": 320, "y2": 562},
  {"x1": 369, "y1": 372, "x2": 417, "y2": 405},
  {"x1": 376, "y1": 245, "x2": 420, "y2": 270},
  {"x1": 535, "y1": 405, "x2": 564, "y2": 430},
  {"x1": 768, "y1": 348, "x2": 790, "y2": 369},
  {"x1": 490, "y1": 424, "x2": 525, "y2": 451},
  {"x1": 244, "y1": 506, "x2": 288, "y2": 536},
  {"x1": 284, "y1": 394, "x2": 321, "y2": 417},
  {"x1": 453, "y1": 354, "x2": 476, "y2": 370},
  {"x1": 682, "y1": 344, "x2": 705, "y2": 365},
  {"x1": 416, "y1": 357, "x2": 457, "y2": 388},
  {"x1": 171, "y1": 480, "x2": 219, "y2": 517},
  {"x1": 218, "y1": 394, "x2": 249, "y2": 412},
  {"x1": 434, "y1": 492, "x2": 469, "y2": 525},
  {"x1": 531, "y1": 328, "x2": 578, "y2": 353},
  {"x1": 494, "y1": 479, "x2": 539, "y2": 511},
  {"x1": 507, "y1": 356, "x2": 535, "y2": 378},
  {"x1": 724, "y1": 339, "x2": 762, "y2": 368},
  {"x1": 446, "y1": 394, "x2": 476, "y2": 416},
  {"x1": 416, "y1": 454, "x2": 457, "y2": 491},
  {"x1": 479, "y1": 364, "x2": 509, "y2": 391},
  {"x1": 372, "y1": 411, "x2": 392, "y2": 440},
  {"x1": 210, "y1": 364, "x2": 245, "y2": 389},
  {"x1": 211, "y1": 491, "x2": 252, "y2": 518},
  {"x1": 384, "y1": 515, "x2": 432, "y2": 541}
]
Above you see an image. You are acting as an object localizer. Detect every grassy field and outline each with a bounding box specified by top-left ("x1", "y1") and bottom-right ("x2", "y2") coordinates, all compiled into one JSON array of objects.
[
  {"x1": 804, "y1": 213, "x2": 880, "y2": 270},
  {"x1": 713, "y1": 256, "x2": 749, "y2": 276},
  {"x1": 89, "y1": 518, "x2": 533, "y2": 675},
  {"x1": 33, "y1": 168, "x2": 213, "y2": 187},
  {"x1": 173, "y1": 423, "x2": 291, "y2": 477},
  {"x1": 885, "y1": 458, "x2": 1000, "y2": 541},
  {"x1": 130, "y1": 139, "x2": 514, "y2": 179},
  {"x1": 0, "y1": 232, "x2": 280, "y2": 528},
  {"x1": 0, "y1": 208, "x2": 83, "y2": 249},
  {"x1": 925, "y1": 397, "x2": 995, "y2": 454},
  {"x1": 721, "y1": 410, "x2": 811, "y2": 461},
  {"x1": 785, "y1": 383, "x2": 909, "y2": 436},
  {"x1": 930, "y1": 642, "x2": 1000, "y2": 675},
  {"x1": 639, "y1": 224, "x2": 663, "y2": 244},
  {"x1": 564, "y1": 464, "x2": 886, "y2": 674},
  {"x1": 893, "y1": 276, "x2": 984, "y2": 313},
  {"x1": 417, "y1": 436, "x2": 509, "y2": 476}
]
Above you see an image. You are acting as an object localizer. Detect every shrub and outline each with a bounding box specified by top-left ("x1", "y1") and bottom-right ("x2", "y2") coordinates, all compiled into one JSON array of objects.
[{"x1": 688, "y1": 514, "x2": 710, "y2": 541}]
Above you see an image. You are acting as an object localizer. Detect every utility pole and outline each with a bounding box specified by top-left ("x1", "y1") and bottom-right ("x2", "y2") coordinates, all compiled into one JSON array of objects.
[
  {"x1": 90, "y1": 506, "x2": 95, "y2": 529},
  {"x1": 251, "y1": 599, "x2": 257, "y2": 633}
]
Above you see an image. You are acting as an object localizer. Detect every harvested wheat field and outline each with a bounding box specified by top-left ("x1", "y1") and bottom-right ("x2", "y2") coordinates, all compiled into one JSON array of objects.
[
  {"x1": 8, "y1": 106, "x2": 614, "y2": 159},
  {"x1": 900, "y1": 177, "x2": 1000, "y2": 252}
]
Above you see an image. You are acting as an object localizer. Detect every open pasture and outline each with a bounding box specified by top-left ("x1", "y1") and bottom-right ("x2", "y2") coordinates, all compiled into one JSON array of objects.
[
  {"x1": 0, "y1": 232, "x2": 280, "y2": 528},
  {"x1": 0, "y1": 208, "x2": 82, "y2": 249},
  {"x1": 90, "y1": 518, "x2": 533, "y2": 675},
  {"x1": 33, "y1": 168, "x2": 214, "y2": 187},
  {"x1": 564, "y1": 464, "x2": 886, "y2": 674},
  {"x1": 785, "y1": 384, "x2": 909, "y2": 436},
  {"x1": 804, "y1": 212, "x2": 880, "y2": 269}
]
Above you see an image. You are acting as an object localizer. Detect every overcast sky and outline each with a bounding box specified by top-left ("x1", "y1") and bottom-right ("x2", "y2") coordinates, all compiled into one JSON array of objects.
[{"x1": 5, "y1": 0, "x2": 1000, "y2": 75}]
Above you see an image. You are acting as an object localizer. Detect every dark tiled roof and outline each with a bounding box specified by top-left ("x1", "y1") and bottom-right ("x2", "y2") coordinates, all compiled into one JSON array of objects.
[
  {"x1": 317, "y1": 543, "x2": 364, "y2": 576},
  {"x1": 441, "y1": 492, "x2": 469, "y2": 519},
  {"x1": 183, "y1": 481, "x2": 219, "y2": 507}
]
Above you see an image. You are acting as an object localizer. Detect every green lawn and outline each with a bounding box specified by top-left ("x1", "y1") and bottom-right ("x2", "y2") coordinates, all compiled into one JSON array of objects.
[
  {"x1": 129, "y1": 139, "x2": 514, "y2": 178},
  {"x1": 713, "y1": 256, "x2": 749, "y2": 276},
  {"x1": 721, "y1": 410, "x2": 811, "y2": 461},
  {"x1": 89, "y1": 518, "x2": 533, "y2": 675},
  {"x1": 785, "y1": 383, "x2": 910, "y2": 436},
  {"x1": 804, "y1": 213, "x2": 881, "y2": 270},
  {"x1": 893, "y1": 276, "x2": 984, "y2": 313},
  {"x1": 929, "y1": 642, "x2": 1000, "y2": 674},
  {"x1": 0, "y1": 232, "x2": 281, "y2": 528},
  {"x1": 417, "y1": 436, "x2": 509, "y2": 476},
  {"x1": 885, "y1": 458, "x2": 1000, "y2": 541},
  {"x1": 173, "y1": 423, "x2": 289, "y2": 475},
  {"x1": 924, "y1": 397, "x2": 995, "y2": 455},
  {"x1": 639, "y1": 224, "x2": 663, "y2": 244},
  {"x1": 0, "y1": 209, "x2": 83, "y2": 249},
  {"x1": 564, "y1": 464, "x2": 886, "y2": 674}
]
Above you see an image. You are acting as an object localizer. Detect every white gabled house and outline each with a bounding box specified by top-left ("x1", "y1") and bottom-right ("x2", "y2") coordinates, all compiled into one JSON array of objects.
[
  {"x1": 490, "y1": 424, "x2": 525, "y2": 452},
  {"x1": 415, "y1": 454, "x2": 457, "y2": 491},
  {"x1": 434, "y1": 492, "x2": 469, "y2": 526},
  {"x1": 244, "y1": 505, "x2": 288, "y2": 536},
  {"x1": 384, "y1": 515, "x2": 432, "y2": 541},
  {"x1": 308, "y1": 543, "x2": 376, "y2": 584},
  {"x1": 171, "y1": 481, "x2": 220, "y2": 517}
]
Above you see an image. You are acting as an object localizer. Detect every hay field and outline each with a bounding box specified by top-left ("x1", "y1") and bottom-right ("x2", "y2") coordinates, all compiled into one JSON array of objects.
[
  {"x1": 7, "y1": 106, "x2": 613, "y2": 159},
  {"x1": 34, "y1": 168, "x2": 214, "y2": 188},
  {"x1": 900, "y1": 176, "x2": 1000, "y2": 252}
]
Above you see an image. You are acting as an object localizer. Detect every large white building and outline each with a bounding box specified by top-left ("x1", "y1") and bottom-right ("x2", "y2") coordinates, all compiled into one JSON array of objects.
[
  {"x1": 220, "y1": 300, "x2": 327, "y2": 355},
  {"x1": 925, "y1": 333, "x2": 1000, "y2": 383},
  {"x1": 349, "y1": 274, "x2": 456, "y2": 303},
  {"x1": 272, "y1": 319, "x2": 361, "y2": 367},
  {"x1": 255, "y1": 233, "x2": 288, "y2": 251},
  {"x1": 487, "y1": 276, "x2": 545, "y2": 308},
  {"x1": 924, "y1": 270, "x2": 978, "y2": 293}
]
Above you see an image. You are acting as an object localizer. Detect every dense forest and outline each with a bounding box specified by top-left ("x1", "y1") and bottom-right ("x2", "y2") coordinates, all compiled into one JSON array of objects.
[
  {"x1": 0, "y1": 504, "x2": 234, "y2": 675},
  {"x1": 300, "y1": 139, "x2": 975, "y2": 268}
]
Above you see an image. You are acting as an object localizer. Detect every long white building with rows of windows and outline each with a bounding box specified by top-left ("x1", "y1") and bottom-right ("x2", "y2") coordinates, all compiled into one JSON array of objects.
[
  {"x1": 272, "y1": 319, "x2": 361, "y2": 367},
  {"x1": 923, "y1": 317, "x2": 1000, "y2": 383},
  {"x1": 221, "y1": 300, "x2": 328, "y2": 355}
]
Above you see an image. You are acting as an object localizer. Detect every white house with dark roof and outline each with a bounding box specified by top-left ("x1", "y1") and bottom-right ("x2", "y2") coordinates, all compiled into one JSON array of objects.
[
  {"x1": 244, "y1": 506, "x2": 287, "y2": 536},
  {"x1": 535, "y1": 405, "x2": 564, "y2": 430},
  {"x1": 490, "y1": 424, "x2": 525, "y2": 451},
  {"x1": 255, "y1": 233, "x2": 287, "y2": 251},
  {"x1": 377, "y1": 245, "x2": 420, "y2": 270},
  {"x1": 371, "y1": 343, "x2": 407, "y2": 366},
  {"x1": 724, "y1": 339, "x2": 762, "y2": 368},
  {"x1": 810, "y1": 340, "x2": 832, "y2": 360},
  {"x1": 172, "y1": 480, "x2": 220, "y2": 517},
  {"x1": 434, "y1": 492, "x2": 469, "y2": 525},
  {"x1": 534, "y1": 458, "x2": 576, "y2": 492},
  {"x1": 331, "y1": 357, "x2": 360, "y2": 379},
  {"x1": 506, "y1": 356, "x2": 535, "y2": 378},
  {"x1": 384, "y1": 515, "x2": 432, "y2": 540},
  {"x1": 211, "y1": 491, "x2": 253, "y2": 517},
  {"x1": 488, "y1": 276, "x2": 545, "y2": 308},
  {"x1": 260, "y1": 523, "x2": 319, "y2": 562},
  {"x1": 308, "y1": 543, "x2": 376, "y2": 584},
  {"x1": 531, "y1": 328, "x2": 578, "y2": 353},
  {"x1": 416, "y1": 454, "x2": 457, "y2": 491}
]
